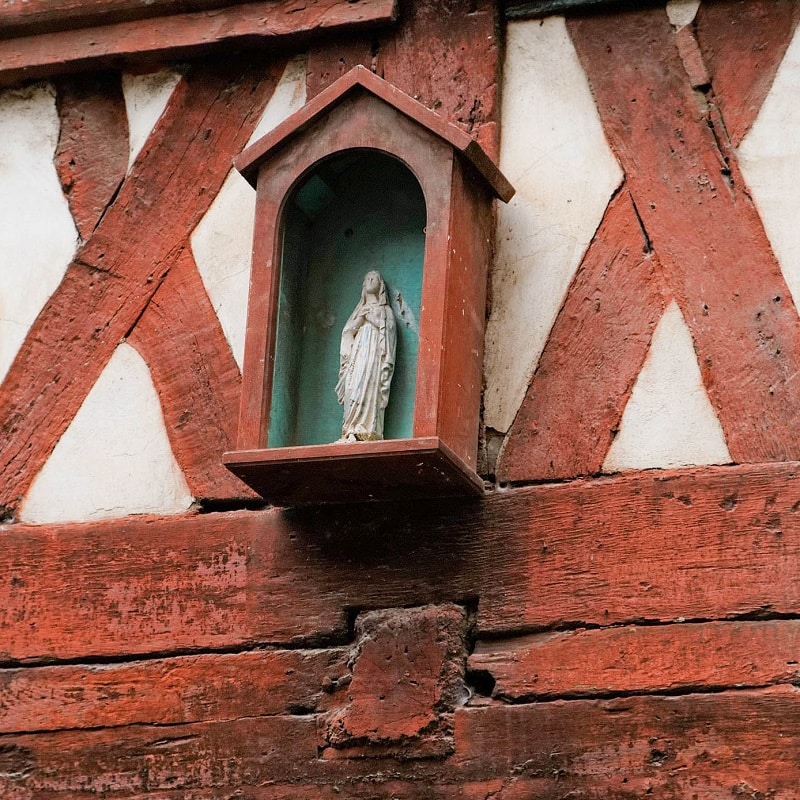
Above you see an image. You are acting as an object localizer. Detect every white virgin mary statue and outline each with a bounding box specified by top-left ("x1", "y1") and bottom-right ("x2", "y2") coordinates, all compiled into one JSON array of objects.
[{"x1": 335, "y1": 270, "x2": 397, "y2": 442}]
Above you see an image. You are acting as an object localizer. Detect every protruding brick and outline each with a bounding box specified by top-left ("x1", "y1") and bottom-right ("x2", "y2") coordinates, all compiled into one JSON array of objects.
[{"x1": 325, "y1": 604, "x2": 468, "y2": 757}]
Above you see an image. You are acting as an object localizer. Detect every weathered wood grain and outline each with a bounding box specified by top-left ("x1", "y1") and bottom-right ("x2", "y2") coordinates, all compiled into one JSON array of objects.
[
  {"x1": 695, "y1": 0, "x2": 800, "y2": 146},
  {"x1": 1, "y1": 687, "x2": 799, "y2": 797},
  {"x1": 0, "y1": 0, "x2": 397, "y2": 87},
  {"x1": 498, "y1": 189, "x2": 669, "y2": 482},
  {"x1": 54, "y1": 71, "x2": 129, "y2": 240},
  {"x1": 306, "y1": 0, "x2": 499, "y2": 159},
  {"x1": 306, "y1": 33, "x2": 374, "y2": 103},
  {"x1": 470, "y1": 620, "x2": 800, "y2": 701},
  {"x1": 0, "y1": 715, "x2": 322, "y2": 797},
  {"x1": 0, "y1": 0, "x2": 255, "y2": 36},
  {"x1": 1, "y1": 787, "x2": 479, "y2": 800},
  {"x1": 380, "y1": 0, "x2": 499, "y2": 158},
  {"x1": 0, "y1": 648, "x2": 347, "y2": 735},
  {"x1": 0, "y1": 507, "x2": 348, "y2": 663},
  {"x1": 325, "y1": 605, "x2": 466, "y2": 757},
  {"x1": 4, "y1": 462, "x2": 800, "y2": 661},
  {"x1": 0, "y1": 57, "x2": 284, "y2": 515},
  {"x1": 122, "y1": 787, "x2": 502, "y2": 799},
  {"x1": 127, "y1": 248, "x2": 256, "y2": 503},
  {"x1": 454, "y1": 686, "x2": 800, "y2": 797},
  {"x1": 569, "y1": 8, "x2": 800, "y2": 464}
]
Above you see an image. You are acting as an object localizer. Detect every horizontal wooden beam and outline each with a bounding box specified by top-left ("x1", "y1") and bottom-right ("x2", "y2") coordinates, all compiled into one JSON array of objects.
[
  {"x1": 0, "y1": 648, "x2": 347, "y2": 734},
  {"x1": 0, "y1": 0, "x2": 398, "y2": 87},
  {"x1": 453, "y1": 686, "x2": 800, "y2": 796},
  {"x1": 0, "y1": 0, "x2": 246, "y2": 37},
  {"x1": 3, "y1": 461, "x2": 800, "y2": 663},
  {"x1": 0, "y1": 686, "x2": 798, "y2": 796},
  {"x1": 6, "y1": 616, "x2": 797, "y2": 737},
  {"x1": 503, "y1": 0, "x2": 660, "y2": 19},
  {"x1": 470, "y1": 620, "x2": 800, "y2": 700}
]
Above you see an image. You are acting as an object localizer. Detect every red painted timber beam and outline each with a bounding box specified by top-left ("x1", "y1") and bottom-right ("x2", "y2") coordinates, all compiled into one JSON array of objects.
[
  {"x1": 306, "y1": 0, "x2": 500, "y2": 159},
  {"x1": 2, "y1": 461, "x2": 800, "y2": 663},
  {"x1": 0, "y1": 648, "x2": 348, "y2": 735},
  {"x1": 470, "y1": 619, "x2": 800, "y2": 701},
  {"x1": 499, "y1": 188, "x2": 670, "y2": 481},
  {"x1": 0, "y1": 0, "x2": 260, "y2": 36},
  {"x1": 694, "y1": 0, "x2": 800, "y2": 147},
  {"x1": 53, "y1": 71, "x2": 129, "y2": 241},
  {"x1": 127, "y1": 249, "x2": 256, "y2": 501},
  {"x1": 0, "y1": 686, "x2": 797, "y2": 796},
  {"x1": 0, "y1": 0, "x2": 398, "y2": 87},
  {"x1": 568, "y1": 8, "x2": 800, "y2": 464}
]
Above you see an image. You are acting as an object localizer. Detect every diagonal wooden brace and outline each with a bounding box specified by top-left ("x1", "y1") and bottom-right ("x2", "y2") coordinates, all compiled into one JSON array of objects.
[
  {"x1": 568, "y1": 7, "x2": 800, "y2": 464},
  {"x1": 0, "y1": 56, "x2": 285, "y2": 514},
  {"x1": 498, "y1": 188, "x2": 670, "y2": 482}
]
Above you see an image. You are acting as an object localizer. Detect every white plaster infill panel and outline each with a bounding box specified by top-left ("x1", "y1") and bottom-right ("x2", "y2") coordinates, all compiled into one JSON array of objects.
[
  {"x1": 121, "y1": 69, "x2": 182, "y2": 171},
  {"x1": 191, "y1": 55, "x2": 307, "y2": 370},
  {"x1": 19, "y1": 343, "x2": 193, "y2": 525},
  {"x1": 603, "y1": 301, "x2": 731, "y2": 473},
  {"x1": 0, "y1": 83, "x2": 78, "y2": 386},
  {"x1": 483, "y1": 17, "x2": 623, "y2": 434},
  {"x1": 738, "y1": 25, "x2": 800, "y2": 314},
  {"x1": 245, "y1": 55, "x2": 308, "y2": 148}
]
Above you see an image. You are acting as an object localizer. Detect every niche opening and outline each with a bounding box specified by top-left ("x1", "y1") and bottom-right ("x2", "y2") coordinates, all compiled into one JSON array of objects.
[{"x1": 269, "y1": 150, "x2": 425, "y2": 448}]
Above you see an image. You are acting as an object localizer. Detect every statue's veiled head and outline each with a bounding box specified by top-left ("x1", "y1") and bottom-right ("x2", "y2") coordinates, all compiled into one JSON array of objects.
[{"x1": 361, "y1": 270, "x2": 388, "y2": 304}]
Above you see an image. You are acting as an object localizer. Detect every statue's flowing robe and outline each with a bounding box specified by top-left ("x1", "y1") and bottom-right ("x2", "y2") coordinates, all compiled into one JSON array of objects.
[{"x1": 336, "y1": 292, "x2": 396, "y2": 441}]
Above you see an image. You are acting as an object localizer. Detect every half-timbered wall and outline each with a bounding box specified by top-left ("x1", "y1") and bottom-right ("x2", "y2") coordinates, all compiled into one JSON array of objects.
[{"x1": 2, "y1": 0, "x2": 800, "y2": 796}]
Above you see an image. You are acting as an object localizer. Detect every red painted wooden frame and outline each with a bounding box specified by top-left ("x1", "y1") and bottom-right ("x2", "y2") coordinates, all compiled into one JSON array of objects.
[
  {"x1": 223, "y1": 67, "x2": 513, "y2": 506},
  {"x1": 0, "y1": 0, "x2": 397, "y2": 88}
]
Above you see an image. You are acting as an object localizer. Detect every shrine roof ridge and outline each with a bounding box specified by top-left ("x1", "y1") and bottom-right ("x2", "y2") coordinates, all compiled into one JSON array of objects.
[{"x1": 234, "y1": 64, "x2": 514, "y2": 202}]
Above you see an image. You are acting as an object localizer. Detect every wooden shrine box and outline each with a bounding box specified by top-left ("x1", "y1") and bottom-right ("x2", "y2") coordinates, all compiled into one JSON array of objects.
[{"x1": 223, "y1": 66, "x2": 513, "y2": 506}]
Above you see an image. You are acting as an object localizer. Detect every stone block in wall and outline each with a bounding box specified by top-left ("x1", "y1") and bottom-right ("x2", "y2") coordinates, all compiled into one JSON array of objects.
[{"x1": 323, "y1": 604, "x2": 469, "y2": 759}]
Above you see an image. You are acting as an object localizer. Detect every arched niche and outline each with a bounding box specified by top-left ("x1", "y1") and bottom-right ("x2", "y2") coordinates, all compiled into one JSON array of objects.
[
  {"x1": 223, "y1": 66, "x2": 513, "y2": 506},
  {"x1": 270, "y1": 149, "x2": 426, "y2": 447}
]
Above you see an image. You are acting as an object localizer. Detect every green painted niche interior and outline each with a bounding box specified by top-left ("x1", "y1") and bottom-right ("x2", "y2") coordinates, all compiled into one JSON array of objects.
[{"x1": 268, "y1": 149, "x2": 426, "y2": 447}]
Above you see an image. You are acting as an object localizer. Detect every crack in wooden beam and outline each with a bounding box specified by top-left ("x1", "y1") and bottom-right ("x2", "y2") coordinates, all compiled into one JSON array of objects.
[
  {"x1": 53, "y1": 71, "x2": 129, "y2": 241},
  {"x1": 694, "y1": 0, "x2": 800, "y2": 147}
]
